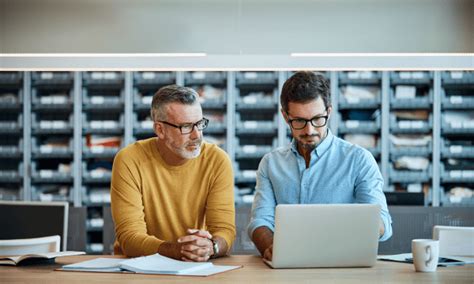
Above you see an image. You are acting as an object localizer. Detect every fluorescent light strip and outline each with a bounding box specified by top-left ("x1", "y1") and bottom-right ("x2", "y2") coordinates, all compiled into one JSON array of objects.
[
  {"x1": 1, "y1": 68, "x2": 472, "y2": 72},
  {"x1": 3, "y1": 53, "x2": 471, "y2": 57},
  {"x1": 291, "y1": 53, "x2": 474, "y2": 57},
  {"x1": 0, "y1": 53, "x2": 207, "y2": 57}
]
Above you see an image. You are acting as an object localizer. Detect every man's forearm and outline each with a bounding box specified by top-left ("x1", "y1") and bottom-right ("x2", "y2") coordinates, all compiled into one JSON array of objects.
[
  {"x1": 157, "y1": 242, "x2": 182, "y2": 260},
  {"x1": 251, "y1": 226, "x2": 274, "y2": 256}
]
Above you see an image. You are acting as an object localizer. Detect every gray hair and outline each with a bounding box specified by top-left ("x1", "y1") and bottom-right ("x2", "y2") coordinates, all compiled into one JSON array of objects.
[{"x1": 150, "y1": 85, "x2": 199, "y2": 121}]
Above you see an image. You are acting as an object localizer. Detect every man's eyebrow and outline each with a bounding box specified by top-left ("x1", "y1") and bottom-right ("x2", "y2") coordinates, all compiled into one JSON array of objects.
[
  {"x1": 287, "y1": 112, "x2": 327, "y2": 119},
  {"x1": 171, "y1": 118, "x2": 203, "y2": 125}
]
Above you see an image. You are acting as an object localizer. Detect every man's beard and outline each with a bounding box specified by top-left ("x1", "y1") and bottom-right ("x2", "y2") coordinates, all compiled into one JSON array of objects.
[
  {"x1": 296, "y1": 133, "x2": 321, "y2": 151},
  {"x1": 169, "y1": 138, "x2": 203, "y2": 160}
]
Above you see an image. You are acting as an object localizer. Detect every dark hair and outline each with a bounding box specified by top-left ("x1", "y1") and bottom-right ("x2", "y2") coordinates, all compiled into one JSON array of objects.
[
  {"x1": 280, "y1": 71, "x2": 331, "y2": 112},
  {"x1": 150, "y1": 84, "x2": 199, "y2": 121}
]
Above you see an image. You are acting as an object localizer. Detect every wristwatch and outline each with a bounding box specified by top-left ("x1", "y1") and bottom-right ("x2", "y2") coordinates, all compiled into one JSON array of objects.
[{"x1": 211, "y1": 239, "x2": 219, "y2": 258}]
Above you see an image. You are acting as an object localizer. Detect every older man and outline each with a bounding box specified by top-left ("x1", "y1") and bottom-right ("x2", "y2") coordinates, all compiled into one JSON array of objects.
[{"x1": 111, "y1": 85, "x2": 235, "y2": 262}]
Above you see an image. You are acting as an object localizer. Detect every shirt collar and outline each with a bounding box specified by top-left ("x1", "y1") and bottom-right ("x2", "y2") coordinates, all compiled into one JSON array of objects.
[
  {"x1": 315, "y1": 129, "x2": 334, "y2": 158},
  {"x1": 289, "y1": 128, "x2": 334, "y2": 158}
]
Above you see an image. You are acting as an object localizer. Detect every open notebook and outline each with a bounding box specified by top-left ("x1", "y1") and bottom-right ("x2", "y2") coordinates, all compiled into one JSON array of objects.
[
  {"x1": 0, "y1": 251, "x2": 85, "y2": 266},
  {"x1": 60, "y1": 253, "x2": 241, "y2": 276}
]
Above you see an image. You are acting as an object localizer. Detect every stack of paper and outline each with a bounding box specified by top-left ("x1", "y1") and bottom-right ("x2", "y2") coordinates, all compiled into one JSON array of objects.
[
  {"x1": 62, "y1": 258, "x2": 124, "y2": 272},
  {"x1": 120, "y1": 254, "x2": 213, "y2": 275}
]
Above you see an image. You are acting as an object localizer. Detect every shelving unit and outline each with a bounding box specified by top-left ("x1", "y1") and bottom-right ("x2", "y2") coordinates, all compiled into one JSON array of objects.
[
  {"x1": 1, "y1": 70, "x2": 472, "y2": 253},
  {"x1": 81, "y1": 71, "x2": 125, "y2": 254},
  {"x1": 439, "y1": 71, "x2": 474, "y2": 206},
  {"x1": 234, "y1": 71, "x2": 280, "y2": 203},
  {"x1": 30, "y1": 72, "x2": 75, "y2": 203},
  {"x1": 388, "y1": 71, "x2": 434, "y2": 205},
  {"x1": 0, "y1": 72, "x2": 24, "y2": 201},
  {"x1": 336, "y1": 71, "x2": 382, "y2": 166}
]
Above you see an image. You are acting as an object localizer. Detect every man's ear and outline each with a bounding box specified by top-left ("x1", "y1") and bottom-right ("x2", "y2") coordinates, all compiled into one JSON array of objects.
[
  {"x1": 326, "y1": 106, "x2": 333, "y2": 118},
  {"x1": 154, "y1": 122, "x2": 165, "y2": 139}
]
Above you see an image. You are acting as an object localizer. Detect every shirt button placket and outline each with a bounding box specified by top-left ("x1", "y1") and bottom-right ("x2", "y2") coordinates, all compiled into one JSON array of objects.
[
  {"x1": 299, "y1": 157, "x2": 306, "y2": 203},
  {"x1": 301, "y1": 171, "x2": 306, "y2": 203}
]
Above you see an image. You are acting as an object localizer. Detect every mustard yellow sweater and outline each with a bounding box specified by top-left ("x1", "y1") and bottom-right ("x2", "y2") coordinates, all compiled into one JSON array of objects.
[{"x1": 110, "y1": 138, "x2": 235, "y2": 257}]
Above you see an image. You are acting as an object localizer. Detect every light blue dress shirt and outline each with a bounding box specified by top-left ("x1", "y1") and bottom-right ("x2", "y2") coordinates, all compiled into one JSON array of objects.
[{"x1": 247, "y1": 130, "x2": 393, "y2": 241}]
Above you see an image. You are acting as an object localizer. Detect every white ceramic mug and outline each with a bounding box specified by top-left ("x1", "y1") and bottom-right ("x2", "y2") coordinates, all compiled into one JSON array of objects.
[{"x1": 412, "y1": 239, "x2": 439, "y2": 272}]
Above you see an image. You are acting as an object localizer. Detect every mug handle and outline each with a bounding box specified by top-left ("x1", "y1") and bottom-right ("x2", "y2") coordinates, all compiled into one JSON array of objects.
[{"x1": 425, "y1": 245, "x2": 432, "y2": 267}]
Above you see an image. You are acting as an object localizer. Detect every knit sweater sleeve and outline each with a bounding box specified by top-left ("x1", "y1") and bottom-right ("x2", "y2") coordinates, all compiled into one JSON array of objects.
[
  {"x1": 110, "y1": 147, "x2": 164, "y2": 257},
  {"x1": 205, "y1": 148, "x2": 236, "y2": 252}
]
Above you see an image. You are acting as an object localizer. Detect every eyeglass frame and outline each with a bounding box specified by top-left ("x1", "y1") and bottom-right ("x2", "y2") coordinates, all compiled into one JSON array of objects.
[
  {"x1": 157, "y1": 117, "x2": 209, "y2": 134},
  {"x1": 286, "y1": 109, "x2": 329, "y2": 130}
]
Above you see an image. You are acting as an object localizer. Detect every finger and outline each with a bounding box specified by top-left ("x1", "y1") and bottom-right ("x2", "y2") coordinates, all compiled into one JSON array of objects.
[
  {"x1": 178, "y1": 235, "x2": 211, "y2": 246},
  {"x1": 177, "y1": 235, "x2": 200, "y2": 243},
  {"x1": 263, "y1": 250, "x2": 269, "y2": 260},
  {"x1": 185, "y1": 246, "x2": 211, "y2": 257},
  {"x1": 198, "y1": 230, "x2": 212, "y2": 239},
  {"x1": 181, "y1": 245, "x2": 212, "y2": 257},
  {"x1": 194, "y1": 247, "x2": 211, "y2": 257},
  {"x1": 181, "y1": 241, "x2": 209, "y2": 251},
  {"x1": 187, "y1": 229, "x2": 212, "y2": 239},
  {"x1": 193, "y1": 237, "x2": 213, "y2": 248},
  {"x1": 181, "y1": 244, "x2": 200, "y2": 252},
  {"x1": 181, "y1": 250, "x2": 210, "y2": 262},
  {"x1": 187, "y1": 228, "x2": 199, "y2": 234},
  {"x1": 181, "y1": 243, "x2": 211, "y2": 253},
  {"x1": 183, "y1": 247, "x2": 211, "y2": 260},
  {"x1": 263, "y1": 248, "x2": 272, "y2": 261}
]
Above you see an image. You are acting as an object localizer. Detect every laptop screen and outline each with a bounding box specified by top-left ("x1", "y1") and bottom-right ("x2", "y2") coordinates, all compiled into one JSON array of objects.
[{"x1": 0, "y1": 201, "x2": 69, "y2": 251}]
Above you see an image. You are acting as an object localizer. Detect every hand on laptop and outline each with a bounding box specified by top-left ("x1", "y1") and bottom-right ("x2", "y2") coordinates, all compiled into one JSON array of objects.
[
  {"x1": 264, "y1": 244, "x2": 273, "y2": 261},
  {"x1": 177, "y1": 229, "x2": 214, "y2": 262},
  {"x1": 251, "y1": 226, "x2": 274, "y2": 261}
]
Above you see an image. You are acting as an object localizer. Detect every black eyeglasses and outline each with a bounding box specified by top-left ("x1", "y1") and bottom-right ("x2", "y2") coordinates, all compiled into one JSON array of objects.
[
  {"x1": 158, "y1": 117, "x2": 209, "y2": 134},
  {"x1": 287, "y1": 113, "x2": 329, "y2": 130}
]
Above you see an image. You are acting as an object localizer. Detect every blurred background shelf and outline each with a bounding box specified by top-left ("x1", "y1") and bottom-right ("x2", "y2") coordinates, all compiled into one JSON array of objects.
[{"x1": 1, "y1": 70, "x2": 473, "y2": 254}]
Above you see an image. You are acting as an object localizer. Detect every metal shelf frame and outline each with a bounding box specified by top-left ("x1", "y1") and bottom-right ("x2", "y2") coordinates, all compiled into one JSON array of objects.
[{"x1": 1, "y1": 71, "x2": 473, "y2": 209}]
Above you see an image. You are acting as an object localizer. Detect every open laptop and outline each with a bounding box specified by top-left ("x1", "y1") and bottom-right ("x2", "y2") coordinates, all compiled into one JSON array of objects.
[{"x1": 264, "y1": 204, "x2": 381, "y2": 268}]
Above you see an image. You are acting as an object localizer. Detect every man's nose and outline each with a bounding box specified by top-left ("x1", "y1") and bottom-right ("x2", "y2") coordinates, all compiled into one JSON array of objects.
[
  {"x1": 189, "y1": 125, "x2": 201, "y2": 139},
  {"x1": 302, "y1": 121, "x2": 316, "y2": 134}
]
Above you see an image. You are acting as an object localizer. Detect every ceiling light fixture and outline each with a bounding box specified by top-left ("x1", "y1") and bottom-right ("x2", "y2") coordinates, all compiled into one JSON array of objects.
[
  {"x1": 0, "y1": 53, "x2": 207, "y2": 58},
  {"x1": 290, "y1": 53, "x2": 474, "y2": 57}
]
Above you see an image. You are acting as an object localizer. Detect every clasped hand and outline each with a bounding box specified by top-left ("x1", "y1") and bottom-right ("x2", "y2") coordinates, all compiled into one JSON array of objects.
[{"x1": 177, "y1": 228, "x2": 214, "y2": 262}]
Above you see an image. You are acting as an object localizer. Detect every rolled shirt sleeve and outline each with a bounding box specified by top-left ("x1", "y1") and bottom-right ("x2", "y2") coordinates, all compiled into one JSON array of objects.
[
  {"x1": 247, "y1": 155, "x2": 278, "y2": 238},
  {"x1": 354, "y1": 149, "x2": 393, "y2": 241}
]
